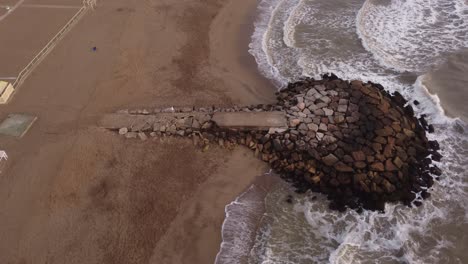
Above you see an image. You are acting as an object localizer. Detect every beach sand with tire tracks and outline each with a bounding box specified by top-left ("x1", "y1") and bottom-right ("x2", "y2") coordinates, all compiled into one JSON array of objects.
[{"x1": 0, "y1": 0, "x2": 275, "y2": 263}]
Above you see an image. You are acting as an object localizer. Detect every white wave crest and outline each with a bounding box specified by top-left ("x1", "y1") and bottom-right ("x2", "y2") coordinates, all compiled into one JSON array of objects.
[
  {"x1": 249, "y1": 0, "x2": 300, "y2": 88},
  {"x1": 357, "y1": 0, "x2": 468, "y2": 72},
  {"x1": 215, "y1": 184, "x2": 266, "y2": 264}
]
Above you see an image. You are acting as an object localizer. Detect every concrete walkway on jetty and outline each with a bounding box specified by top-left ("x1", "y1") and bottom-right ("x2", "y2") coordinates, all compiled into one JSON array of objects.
[{"x1": 100, "y1": 111, "x2": 288, "y2": 131}]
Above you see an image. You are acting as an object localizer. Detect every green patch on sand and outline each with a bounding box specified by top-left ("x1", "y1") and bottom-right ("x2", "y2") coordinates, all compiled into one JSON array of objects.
[{"x1": 0, "y1": 114, "x2": 37, "y2": 137}]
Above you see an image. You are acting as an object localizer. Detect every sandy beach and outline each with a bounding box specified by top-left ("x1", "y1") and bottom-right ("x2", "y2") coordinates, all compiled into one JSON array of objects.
[{"x1": 0, "y1": 0, "x2": 275, "y2": 263}]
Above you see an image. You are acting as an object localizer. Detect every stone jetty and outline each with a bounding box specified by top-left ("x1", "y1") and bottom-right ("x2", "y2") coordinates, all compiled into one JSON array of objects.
[{"x1": 101, "y1": 75, "x2": 442, "y2": 211}]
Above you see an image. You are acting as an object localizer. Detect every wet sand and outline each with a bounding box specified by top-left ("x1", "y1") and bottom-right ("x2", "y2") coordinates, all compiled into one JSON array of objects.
[{"x1": 0, "y1": 0, "x2": 274, "y2": 263}]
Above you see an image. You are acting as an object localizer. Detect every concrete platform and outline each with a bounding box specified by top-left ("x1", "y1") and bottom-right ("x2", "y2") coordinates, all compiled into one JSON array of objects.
[
  {"x1": 212, "y1": 111, "x2": 287, "y2": 130},
  {"x1": 0, "y1": 113, "x2": 36, "y2": 137}
]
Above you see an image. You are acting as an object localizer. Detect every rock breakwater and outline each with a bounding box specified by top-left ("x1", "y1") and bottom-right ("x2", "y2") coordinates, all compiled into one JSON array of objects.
[{"x1": 111, "y1": 75, "x2": 441, "y2": 211}]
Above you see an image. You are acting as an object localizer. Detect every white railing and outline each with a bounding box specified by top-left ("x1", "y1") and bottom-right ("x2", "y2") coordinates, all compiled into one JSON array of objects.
[{"x1": 11, "y1": 5, "x2": 89, "y2": 89}]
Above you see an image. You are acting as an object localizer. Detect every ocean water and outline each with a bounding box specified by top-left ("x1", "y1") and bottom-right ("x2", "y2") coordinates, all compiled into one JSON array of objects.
[{"x1": 217, "y1": 0, "x2": 468, "y2": 263}]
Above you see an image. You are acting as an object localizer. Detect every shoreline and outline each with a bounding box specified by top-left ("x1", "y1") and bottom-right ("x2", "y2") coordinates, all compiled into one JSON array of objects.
[{"x1": 150, "y1": 0, "x2": 278, "y2": 262}]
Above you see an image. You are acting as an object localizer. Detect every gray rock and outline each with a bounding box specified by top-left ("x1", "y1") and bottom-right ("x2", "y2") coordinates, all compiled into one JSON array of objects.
[
  {"x1": 313, "y1": 109, "x2": 325, "y2": 116},
  {"x1": 303, "y1": 118, "x2": 313, "y2": 123},
  {"x1": 316, "y1": 103, "x2": 328, "y2": 109},
  {"x1": 305, "y1": 96, "x2": 315, "y2": 104},
  {"x1": 268, "y1": 128, "x2": 288, "y2": 134},
  {"x1": 352, "y1": 151, "x2": 366, "y2": 161},
  {"x1": 323, "y1": 135, "x2": 337, "y2": 144},
  {"x1": 290, "y1": 106, "x2": 300, "y2": 112},
  {"x1": 306, "y1": 88, "x2": 318, "y2": 96},
  {"x1": 303, "y1": 108, "x2": 311, "y2": 115},
  {"x1": 181, "y1": 107, "x2": 193, "y2": 113},
  {"x1": 175, "y1": 118, "x2": 186, "y2": 128},
  {"x1": 339, "y1": 99, "x2": 348, "y2": 105},
  {"x1": 315, "y1": 85, "x2": 326, "y2": 91},
  {"x1": 348, "y1": 103, "x2": 359, "y2": 112},
  {"x1": 334, "y1": 115, "x2": 346, "y2": 123},
  {"x1": 316, "y1": 132, "x2": 324, "y2": 140},
  {"x1": 323, "y1": 108, "x2": 334, "y2": 116},
  {"x1": 184, "y1": 117, "x2": 193, "y2": 127},
  {"x1": 125, "y1": 132, "x2": 137, "y2": 139},
  {"x1": 201, "y1": 121, "x2": 213, "y2": 130},
  {"x1": 298, "y1": 123, "x2": 308, "y2": 131},
  {"x1": 335, "y1": 162, "x2": 354, "y2": 172},
  {"x1": 272, "y1": 139, "x2": 283, "y2": 151},
  {"x1": 319, "y1": 123, "x2": 328, "y2": 132},
  {"x1": 138, "y1": 132, "x2": 148, "y2": 141},
  {"x1": 319, "y1": 90, "x2": 328, "y2": 96},
  {"x1": 131, "y1": 121, "x2": 151, "y2": 132},
  {"x1": 289, "y1": 118, "x2": 301, "y2": 127},
  {"x1": 290, "y1": 129, "x2": 299, "y2": 135},
  {"x1": 308, "y1": 104, "x2": 319, "y2": 111},
  {"x1": 320, "y1": 96, "x2": 331, "y2": 104},
  {"x1": 117, "y1": 109, "x2": 129, "y2": 114},
  {"x1": 153, "y1": 123, "x2": 161, "y2": 132},
  {"x1": 192, "y1": 119, "x2": 201, "y2": 129},
  {"x1": 338, "y1": 104, "x2": 348, "y2": 113},
  {"x1": 308, "y1": 123, "x2": 319, "y2": 132},
  {"x1": 119, "y1": 127, "x2": 128, "y2": 135},
  {"x1": 346, "y1": 116, "x2": 360, "y2": 123},
  {"x1": 322, "y1": 154, "x2": 339, "y2": 166},
  {"x1": 200, "y1": 114, "x2": 212, "y2": 124},
  {"x1": 168, "y1": 125, "x2": 177, "y2": 133},
  {"x1": 162, "y1": 107, "x2": 175, "y2": 113}
]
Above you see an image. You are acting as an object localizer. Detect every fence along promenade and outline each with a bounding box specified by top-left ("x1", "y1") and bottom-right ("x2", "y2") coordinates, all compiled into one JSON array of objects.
[{"x1": 0, "y1": 1, "x2": 97, "y2": 103}]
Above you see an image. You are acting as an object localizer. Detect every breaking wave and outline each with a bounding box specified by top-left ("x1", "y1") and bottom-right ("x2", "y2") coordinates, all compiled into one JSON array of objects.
[{"x1": 219, "y1": 0, "x2": 468, "y2": 263}]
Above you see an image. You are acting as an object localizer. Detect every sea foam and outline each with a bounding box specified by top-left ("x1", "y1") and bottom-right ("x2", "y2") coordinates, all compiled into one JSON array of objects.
[
  {"x1": 357, "y1": 0, "x2": 468, "y2": 73},
  {"x1": 218, "y1": 0, "x2": 468, "y2": 263}
]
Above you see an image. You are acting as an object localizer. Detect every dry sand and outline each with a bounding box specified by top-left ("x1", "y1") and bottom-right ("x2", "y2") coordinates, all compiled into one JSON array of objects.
[{"x1": 0, "y1": 0, "x2": 275, "y2": 263}]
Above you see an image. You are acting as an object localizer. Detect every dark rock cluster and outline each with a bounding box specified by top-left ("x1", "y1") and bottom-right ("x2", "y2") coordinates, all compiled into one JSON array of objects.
[
  {"x1": 116, "y1": 75, "x2": 442, "y2": 211},
  {"x1": 262, "y1": 75, "x2": 441, "y2": 211}
]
